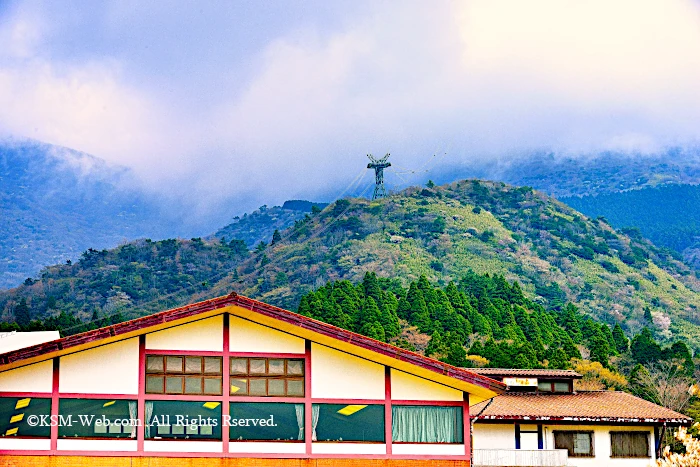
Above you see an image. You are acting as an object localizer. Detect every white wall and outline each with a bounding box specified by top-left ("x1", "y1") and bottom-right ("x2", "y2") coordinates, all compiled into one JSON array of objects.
[
  {"x1": 143, "y1": 440, "x2": 223, "y2": 452},
  {"x1": 391, "y1": 369, "x2": 463, "y2": 401},
  {"x1": 57, "y1": 439, "x2": 137, "y2": 452},
  {"x1": 146, "y1": 316, "x2": 223, "y2": 351},
  {"x1": 311, "y1": 343, "x2": 384, "y2": 399},
  {"x1": 0, "y1": 331, "x2": 60, "y2": 353},
  {"x1": 473, "y1": 423, "x2": 515, "y2": 450},
  {"x1": 227, "y1": 442, "x2": 306, "y2": 454},
  {"x1": 229, "y1": 316, "x2": 305, "y2": 354},
  {"x1": 59, "y1": 338, "x2": 139, "y2": 395},
  {"x1": 0, "y1": 360, "x2": 53, "y2": 393},
  {"x1": 0, "y1": 438, "x2": 50, "y2": 450}
]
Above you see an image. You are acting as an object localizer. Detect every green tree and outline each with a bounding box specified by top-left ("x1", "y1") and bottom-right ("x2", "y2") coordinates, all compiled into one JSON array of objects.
[
  {"x1": 612, "y1": 323, "x2": 629, "y2": 353},
  {"x1": 271, "y1": 229, "x2": 282, "y2": 245},
  {"x1": 630, "y1": 327, "x2": 662, "y2": 364},
  {"x1": 14, "y1": 298, "x2": 30, "y2": 328}
]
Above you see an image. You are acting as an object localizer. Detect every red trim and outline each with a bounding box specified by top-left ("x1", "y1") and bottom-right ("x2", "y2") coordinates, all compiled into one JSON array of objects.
[
  {"x1": 57, "y1": 393, "x2": 137, "y2": 399},
  {"x1": 304, "y1": 339, "x2": 312, "y2": 455},
  {"x1": 222, "y1": 314, "x2": 230, "y2": 453},
  {"x1": 145, "y1": 350, "x2": 224, "y2": 356},
  {"x1": 0, "y1": 391, "x2": 51, "y2": 398},
  {"x1": 0, "y1": 292, "x2": 505, "y2": 394},
  {"x1": 137, "y1": 335, "x2": 145, "y2": 452},
  {"x1": 229, "y1": 352, "x2": 305, "y2": 358},
  {"x1": 50, "y1": 358, "x2": 59, "y2": 452},
  {"x1": 385, "y1": 366, "x2": 392, "y2": 455},
  {"x1": 391, "y1": 400, "x2": 464, "y2": 406},
  {"x1": 463, "y1": 392, "x2": 470, "y2": 460},
  {"x1": 144, "y1": 394, "x2": 225, "y2": 401}
]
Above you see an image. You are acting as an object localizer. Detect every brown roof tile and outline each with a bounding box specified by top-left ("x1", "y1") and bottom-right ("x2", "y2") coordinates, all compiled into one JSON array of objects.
[{"x1": 471, "y1": 391, "x2": 692, "y2": 425}]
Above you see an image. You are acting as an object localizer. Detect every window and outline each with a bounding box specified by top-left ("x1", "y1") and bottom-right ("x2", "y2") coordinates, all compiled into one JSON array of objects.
[
  {"x1": 0, "y1": 397, "x2": 51, "y2": 438},
  {"x1": 59, "y1": 399, "x2": 136, "y2": 439},
  {"x1": 230, "y1": 357, "x2": 304, "y2": 397},
  {"x1": 392, "y1": 406, "x2": 463, "y2": 444},
  {"x1": 312, "y1": 404, "x2": 384, "y2": 442},
  {"x1": 553, "y1": 431, "x2": 594, "y2": 457},
  {"x1": 146, "y1": 355, "x2": 222, "y2": 395},
  {"x1": 229, "y1": 403, "x2": 304, "y2": 441},
  {"x1": 537, "y1": 381, "x2": 552, "y2": 392},
  {"x1": 538, "y1": 380, "x2": 571, "y2": 393},
  {"x1": 611, "y1": 432, "x2": 650, "y2": 458},
  {"x1": 145, "y1": 400, "x2": 222, "y2": 440}
]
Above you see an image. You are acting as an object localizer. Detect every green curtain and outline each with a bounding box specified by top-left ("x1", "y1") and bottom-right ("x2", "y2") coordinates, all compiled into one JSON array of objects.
[{"x1": 392, "y1": 406, "x2": 461, "y2": 443}]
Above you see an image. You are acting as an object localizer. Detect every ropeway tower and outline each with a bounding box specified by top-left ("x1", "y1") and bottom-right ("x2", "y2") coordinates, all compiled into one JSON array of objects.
[{"x1": 367, "y1": 153, "x2": 391, "y2": 200}]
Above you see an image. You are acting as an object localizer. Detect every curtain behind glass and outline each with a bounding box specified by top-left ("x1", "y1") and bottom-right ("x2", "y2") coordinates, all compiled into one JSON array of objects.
[
  {"x1": 128, "y1": 401, "x2": 137, "y2": 438},
  {"x1": 392, "y1": 406, "x2": 460, "y2": 443},
  {"x1": 311, "y1": 405, "x2": 320, "y2": 441},
  {"x1": 294, "y1": 404, "x2": 304, "y2": 440},
  {"x1": 144, "y1": 402, "x2": 153, "y2": 438}
]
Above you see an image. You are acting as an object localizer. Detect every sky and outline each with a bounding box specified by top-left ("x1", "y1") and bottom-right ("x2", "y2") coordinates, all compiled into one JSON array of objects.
[{"x1": 1, "y1": 0, "x2": 700, "y2": 217}]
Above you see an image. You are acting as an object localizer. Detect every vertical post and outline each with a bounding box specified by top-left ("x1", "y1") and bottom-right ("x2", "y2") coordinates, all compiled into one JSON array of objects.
[
  {"x1": 137, "y1": 335, "x2": 146, "y2": 451},
  {"x1": 537, "y1": 424, "x2": 543, "y2": 449},
  {"x1": 304, "y1": 340, "x2": 312, "y2": 456},
  {"x1": 515, "y1": 423, "x2": 521, "y2": 449},
  {"x1": 222, "y1": 314, "x2": 230, "y2": 453},
  {"x1": 463, "y1": 393, "x2": 471, "y2": 461},
  {"x1": 50, "y1": 358, "x2": 59, "y2": 452},
  {"x1": 385, "y1": 366, "x2": 392, "y2": 457}
]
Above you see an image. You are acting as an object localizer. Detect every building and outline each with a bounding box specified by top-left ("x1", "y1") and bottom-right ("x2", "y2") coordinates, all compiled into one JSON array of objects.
[
  {"x1": 0, "y1": 292, "x2": 506, "y2": 466},
  {"x1": 470, "y1": 368, "x2": 692, "y2": 467}
]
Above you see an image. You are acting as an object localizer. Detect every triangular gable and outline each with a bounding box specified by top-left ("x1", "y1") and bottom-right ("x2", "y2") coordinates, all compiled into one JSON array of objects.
[{"x1": 0, "y1": 293, "x2": 505, "y2": 403}]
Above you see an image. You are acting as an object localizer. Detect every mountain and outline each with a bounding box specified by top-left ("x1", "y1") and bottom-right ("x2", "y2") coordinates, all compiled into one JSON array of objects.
[
  {"x1": 561, "y1": 185, "x2": 700, "y2": 268},
  {"x1": 2, "y1": 179, "x2": 699, "y2": 350},
  {"x1": 211, "y1": 200, "x2": 329, "y2": 248}
]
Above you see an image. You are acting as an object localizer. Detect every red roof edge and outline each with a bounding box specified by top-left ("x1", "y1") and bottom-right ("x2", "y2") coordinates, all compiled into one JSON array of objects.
[
  {"x1": 0, "y1": 293, "x2": 506, "y2": 394},
  {"x1": 472, "y1": 414, "x2": 693, "y2": 426}
]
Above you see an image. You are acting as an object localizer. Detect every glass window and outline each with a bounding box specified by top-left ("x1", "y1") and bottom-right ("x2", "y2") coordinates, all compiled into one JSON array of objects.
[
  {"x1": 537, "y1": 381, "x2": 553, "y2": 392},
  {"x1": 0, "y1": 397, "x2": 51, "y2": 438},
  {"x1": 59, "y1": 399, "x2": 137, "y2": 439},
  {"x1": 147, "y1": 354, "x2": 222, "y2": 395},
  {"x1": 313, "y1": 404, "x2": 384, "y2": 442},
  {"x1": 145, "y1": 400, "x2": 221, "y2": 440},
  {"x1": 229, "y1": 403, "x2": 304, "y2": 441},
  {"x1": 392, "y1": 406, "x2": 463, "y2": 443},
  {"x1": 554, "y1": 431, "x2": 594, "y2": 457},
  {"x1": 553, "y1": 382, "x2": 570, "y2": 392},
  {"x1": 229, "y1": 357, "x2": 304, "y2": 397},
  {"x1": 611, "y1": 432, "x2": 649, "y2": 458}
]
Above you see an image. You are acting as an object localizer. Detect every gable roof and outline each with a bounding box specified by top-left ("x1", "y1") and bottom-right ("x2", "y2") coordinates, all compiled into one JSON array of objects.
[
  {"x1": 471, "y1": 391, "x2": 692, "y2": 425},
  {"x1": 471, "y1": 368, "x2": 582, "y2": 379},
  {"x1": 0, "y1": 292, "x2": 506, "y2": 401}
]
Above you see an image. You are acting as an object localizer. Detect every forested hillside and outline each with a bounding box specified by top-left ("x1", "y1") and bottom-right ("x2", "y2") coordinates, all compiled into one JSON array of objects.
[
  {"x1": 562, "y1": 185, "x2": 700, "y2": 268},
  {"x1": 2, "y1": 179, "x2": 700, "y2": 349}
]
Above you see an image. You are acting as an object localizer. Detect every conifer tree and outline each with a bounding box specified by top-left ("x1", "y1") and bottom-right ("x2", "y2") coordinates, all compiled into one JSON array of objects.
[
  {"x1": 15, "y1": 298, "x2": 31, "y2": 328},
  {"x1": 630, "y1": 327, "x2": 662, "y2": 364},
  {"x1": 612, "y1": 323, "x2": 629, "y2": 354}
]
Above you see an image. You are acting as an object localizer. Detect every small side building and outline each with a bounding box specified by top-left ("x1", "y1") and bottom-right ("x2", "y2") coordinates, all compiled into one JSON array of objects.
[{"x1": 470, "y1": 368, "x2": 692, "y2": 467}]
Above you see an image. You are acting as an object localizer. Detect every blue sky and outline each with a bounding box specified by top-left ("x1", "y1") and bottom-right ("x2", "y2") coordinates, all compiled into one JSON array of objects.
[{"x1": 1, "y1": 0, "x2": 700, "y2": 214}]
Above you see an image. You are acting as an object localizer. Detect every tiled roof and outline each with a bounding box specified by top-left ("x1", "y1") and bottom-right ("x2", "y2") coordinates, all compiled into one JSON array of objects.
[
  {"x1": 471, "y1": 368, "x2": 582, "y2": 379},
  {"x1": 0, "y1": 293, "x2": 506, "y2": 394},
  {"x1": 471, "y1": 391, "x2": 692, "y2": 425}
]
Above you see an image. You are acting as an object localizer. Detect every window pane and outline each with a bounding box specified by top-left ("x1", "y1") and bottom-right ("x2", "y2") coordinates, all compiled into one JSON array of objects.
[
  {"x1": 165, "y1": 376, "x2": 184, "y2": 394},
  {"x1": 268, "y1": 379, "x2": 285, "y2": 396},
  {"x1": 314, "y1": 404, "x2": 384, "y2": 442},
  {"x1": 59, "y1": 399, "x2": 136, "y2": 439},
  {"x1": 204, "y1": 377, "x2": 222, "y2": 395},
  {"x1": 268, "y1": 359, "x2": 285, "y2": 375},
  {"x1": 204, "y1": 357, "x2": 222, "y2": 374},
  {"x1": 249, "y1": 379, "x2": 267, "y2": 396},
  {"x1": 554, "y1": 431, "x2": 593, "y2": 457},
  {"x1": 0, "y1": 397, "x2": 51, "y2": 438},
  {"x1": 230, "y1": 403, "x2": 304, "y2": 441},
  {"x1": 185, "y1": 377, "x2": 202, "y2": 394},
  {"x1": 146, "y1": 400, "x2": 221, "y2": 440},
  {"x1": 230, "y1": 358, "x2": 248, "y2": 375},
  {"x1": 538, "y1": 381, "x2": 553, "y2": 392},
  {"x1": 611, "y1": 432, "x2": 649, "y2": 458},
  {"x1": 146, "y1": 376, "x2": 164, "y2": 394},
  {"x1": 287, "y1": 360, "x2": 304, "y2": 376},
  {"x1": 553, "y1": 382, "x2": 569, "y2": 392},
  {"x1": 230, "y1": 378, "x2": 248, "y2": 396},
  {"x1": 146, "y1": 356, "x2": 164, "y2": 372},
  {"x1": 166, "y1": 356, "x2": 183, "y2": 373},
  {"x1": 185, "y1": 357, "x2": 202, "y2": 374},
  {"x1": 250, "y1": 359, "x2": 266, "y2": 374},
  {"x1": 392, "y1": 406, "x2": 463, "y2": 443},
  {"x1": 287, "y1": 379, "x2": 304, "y2": 397}
]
